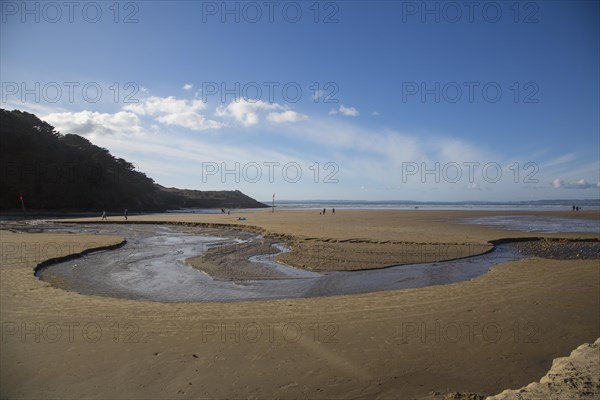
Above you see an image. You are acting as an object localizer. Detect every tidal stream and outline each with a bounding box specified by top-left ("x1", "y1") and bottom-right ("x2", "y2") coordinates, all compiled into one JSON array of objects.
[{"x1": 32, "y1": 223, "x2": 526, "y2": 303}]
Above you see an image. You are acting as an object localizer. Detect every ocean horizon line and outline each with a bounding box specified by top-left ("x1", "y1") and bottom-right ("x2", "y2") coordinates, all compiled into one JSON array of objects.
[{"x1": 264, "y1": 199, "x2": 600, "y2": 204}]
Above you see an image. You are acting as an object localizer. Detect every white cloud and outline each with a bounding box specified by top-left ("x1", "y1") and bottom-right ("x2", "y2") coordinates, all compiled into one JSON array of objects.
[
  {"x1": 31, "y1": 81, "x2": 596, "y2": 202},
  {"x1": 215, "y1": 100, "x2": 275, "y2": 126},
  {"x1": 183, "y1": 83, "x2": 194, "y2": 91},
  {"x1": 124, "y1": 96, "x2": 224, "y2": 131},
  {"x1": 42, "y1": 110, "x2": 143, "y2": 138},
  {"x1": 329, "y1": 105, "x2": 359, "y2": 117},
  {"x1": 551, "y1": 178, "x2": 598, "y2": 189},
  {"x1": 266, "y1": 110, "x2": 308, "y2": 124},
  {"x1": 216, "y1": 99, "x2": 306, "y2": 126},
  {"x1": 339, "y1": 105, "x2": 359, "y2": 117},
  {"x1": 157, "y1": 112, "x2": 225, "y2": 131},
  {"x1": 124, "y1": 96, "x2": 205, "y2": 115}
]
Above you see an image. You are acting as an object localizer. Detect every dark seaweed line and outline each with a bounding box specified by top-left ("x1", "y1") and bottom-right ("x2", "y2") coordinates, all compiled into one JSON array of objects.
[{"x1": 33, "y1": 239, "x2": 128, "y2": 277}]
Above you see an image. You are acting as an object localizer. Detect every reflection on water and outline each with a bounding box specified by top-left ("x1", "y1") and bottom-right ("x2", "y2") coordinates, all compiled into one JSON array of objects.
[{"x1": 464, "y1": 215, "x2": 599, "y2": 234}]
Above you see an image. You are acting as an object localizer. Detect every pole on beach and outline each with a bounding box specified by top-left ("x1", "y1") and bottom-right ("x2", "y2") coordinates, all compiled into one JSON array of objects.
[
  {"x1": 19, "y1": 192, "x2": 26, "y2": 219},
  {"x1": 272, "y1": 193, "x2": 275, "y2": 213}
]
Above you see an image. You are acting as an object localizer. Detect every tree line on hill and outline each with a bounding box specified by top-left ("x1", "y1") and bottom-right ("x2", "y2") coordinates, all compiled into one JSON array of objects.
[{"x1": 0, "y1": 109, "x2": 267, "y2": 211}]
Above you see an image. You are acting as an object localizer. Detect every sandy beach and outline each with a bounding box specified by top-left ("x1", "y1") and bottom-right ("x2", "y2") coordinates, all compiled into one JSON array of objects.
[
  {"x1": 1, "y1": 210, "x2": 598, "y2": 399},
  {"x1": 55, "y1": 209, "x2": 599, "y2": 272}
]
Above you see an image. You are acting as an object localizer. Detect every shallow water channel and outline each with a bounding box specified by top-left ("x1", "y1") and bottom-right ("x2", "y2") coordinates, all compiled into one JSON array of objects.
[{"x1": 34, "y1": 223, "x2": 525, "y2": 302}]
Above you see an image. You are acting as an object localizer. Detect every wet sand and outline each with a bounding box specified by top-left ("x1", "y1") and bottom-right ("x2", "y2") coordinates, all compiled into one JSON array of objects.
[
  {"x1": 33, "y1": 224, "x2": 529, "y2": 302},
  {"x1": 1, "y1": 210, "x2": 599, "y2": 399},
  {"x1": 53, "y1": 209, "x2": 600, "y2": 271},
  {"x1": 187, "y1": 235, "x2": 290, "y2": 280}
]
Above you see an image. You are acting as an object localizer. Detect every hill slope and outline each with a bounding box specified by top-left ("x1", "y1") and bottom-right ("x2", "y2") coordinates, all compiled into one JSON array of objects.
[{"x1": 0, "y1": 109, "x2": 267, "y2": 211}]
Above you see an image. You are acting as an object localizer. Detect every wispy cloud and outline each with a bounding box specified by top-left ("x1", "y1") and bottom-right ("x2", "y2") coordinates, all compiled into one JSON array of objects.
[
  {"x1": 542, "y1": 153, "x2": 578, "y2": 169},
  {"x1": 30, "y1": 81, "x2": 598, "y2": 201}
]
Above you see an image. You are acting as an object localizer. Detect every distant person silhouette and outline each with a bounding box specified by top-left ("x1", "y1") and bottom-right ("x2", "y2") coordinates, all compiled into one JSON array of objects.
[
  {"x1": 332, "y1": 208, "x2": 335, "y2": 215},
  {"x1": 124, "y1": 209, "x2": 128, "y2": 220},
  {"x1": 576, "y1": 206, "x2": 580, "y2": 211},
  {"x1": 323, "y1": 208, "x2": 326, "y2": 215},
  {"x1": 573, "y1": 205, "x2": 576, "y2": 211},
  {"x1": 101, "y1": 210, "x2": 107, "y2": 221}
]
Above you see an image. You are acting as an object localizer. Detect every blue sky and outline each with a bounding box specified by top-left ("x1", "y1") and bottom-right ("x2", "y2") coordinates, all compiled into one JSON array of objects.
[{"x1": 1, "y1": 0, "x2": 599, "y2": 201}]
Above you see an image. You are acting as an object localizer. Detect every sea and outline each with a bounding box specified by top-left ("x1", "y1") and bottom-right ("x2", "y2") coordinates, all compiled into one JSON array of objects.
[{"x1": 169, "y1": 199, "x2": 600, "y2": 213}]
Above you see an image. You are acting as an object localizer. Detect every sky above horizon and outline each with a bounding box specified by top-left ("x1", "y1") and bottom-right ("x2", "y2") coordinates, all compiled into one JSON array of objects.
[{"x1": 1, "y1": 0, "x2": 599, "y2": 202}]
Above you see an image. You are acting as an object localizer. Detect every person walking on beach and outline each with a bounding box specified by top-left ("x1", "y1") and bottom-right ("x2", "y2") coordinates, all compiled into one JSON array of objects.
[
  {"x1": 323, "y1": 208, "x2": 326, "y2": 215},
  {"x1": 101, "y1": 210, "x2": 107, "y2": 221},
  {"x1": 124, "y1": 209, "x2": 128, "y2": 220},
  {"x1": 332, "y1": 208, "x2": 335, "y2": 215}
]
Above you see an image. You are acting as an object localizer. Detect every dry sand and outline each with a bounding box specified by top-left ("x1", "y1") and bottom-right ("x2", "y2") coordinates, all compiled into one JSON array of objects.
[{"x1": 1, "y1": 210, "x2": 599, "y2": 399}]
